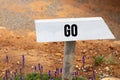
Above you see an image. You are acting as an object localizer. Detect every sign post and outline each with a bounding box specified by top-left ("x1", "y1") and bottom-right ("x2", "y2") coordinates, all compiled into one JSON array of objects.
[
  {"x1": 35, "y1": 17, "x2": 115, "y2": 80},
  {"x1": 62, "y1": 41, "x2": 76, "y2": 80}
]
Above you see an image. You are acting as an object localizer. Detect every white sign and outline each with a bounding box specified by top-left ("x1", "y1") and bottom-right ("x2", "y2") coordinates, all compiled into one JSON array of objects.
[{"x1": 35, "y1": 17, "x2": 115, "y2": 42}]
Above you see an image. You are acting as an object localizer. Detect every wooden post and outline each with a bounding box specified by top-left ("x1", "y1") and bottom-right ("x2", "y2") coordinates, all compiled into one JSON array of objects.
[{"x1": 62, "y1": 41, "x2": 76, "y2": 80}]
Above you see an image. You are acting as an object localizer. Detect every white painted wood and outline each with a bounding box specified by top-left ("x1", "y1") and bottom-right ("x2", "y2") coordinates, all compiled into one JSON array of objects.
[{"x1": 35, "y1": 17, "x2": 115, "y2": 42}]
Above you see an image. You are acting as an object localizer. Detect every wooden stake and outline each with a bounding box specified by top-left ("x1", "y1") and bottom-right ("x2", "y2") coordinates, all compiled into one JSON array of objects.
[{"x1": 62, "y1": 41, "x2": 76, "y2": 80}]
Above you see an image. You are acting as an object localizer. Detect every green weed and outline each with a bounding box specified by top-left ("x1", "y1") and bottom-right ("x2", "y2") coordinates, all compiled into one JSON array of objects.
[{"x1": 93, "y1": 55, "x2": 104, "y2": 66}]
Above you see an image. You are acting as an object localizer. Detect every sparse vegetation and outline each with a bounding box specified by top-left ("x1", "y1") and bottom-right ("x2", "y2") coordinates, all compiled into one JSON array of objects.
[
  {"x1": 105, "y1": 58, "x2": 117, "y2": 65},
  {"x1": 73, "y1": 76, "x2": 88, "y2": 80},
  {"x1": 93, "y1": 55, "x2": 105, "y2": 66},
  {"x1": 0, "y1": 54, "x2": 90, "y2": 80},
  {"x1": 0, "y1": 73, "x2": 89, "y2": 80},
  {"x1": 26, "y1": 73, "x2": 49, "y2": 80}
]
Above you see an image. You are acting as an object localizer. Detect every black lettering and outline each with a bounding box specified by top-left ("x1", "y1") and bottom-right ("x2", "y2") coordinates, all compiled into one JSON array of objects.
[
  {"x1": 64, "y1": 24, "x2": 78, "y2": 37},
  {"x1": 71, "y1": 24, "x2": 78, "y2": 37},
  {"x1": 64, "y1": 24, "x2": 71, "y2": 37}
]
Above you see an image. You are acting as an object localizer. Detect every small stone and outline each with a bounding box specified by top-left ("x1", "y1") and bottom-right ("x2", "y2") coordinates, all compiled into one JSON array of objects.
[
  {"x1": 78, "y1": 68, "x2": 81, "y2": 70},
  {"x1": 75, "y1": 65, "x2": 79, "y2": 68},
  {"x1": 100, "y1": 70, "x2": 103, "y2": 73},
  {"x1": 49, "y1": 57, "x2": 52, "y2": 60},
  {"x1": 96, "y1": 71, "x2": 98, "y2": 74},
  {"x1": 99, "y1": 68, "x2": 101, "y2": 71},
  {"x1": 102, "y1": 73, "x2": 106, "y2": 77},
  {"x1": 110, "y1": 73, "x2": 112, "y2": 76},
  {"x1": 87, "y1": 56, "x2": 90, "y2": 59},
  {"x1": 84, "y1": 64, "x2": 91, "y2": 69},
  {"x1": 104, "y1": 48, "x2": 107, "y2": 51},
  {"x1": 31, "y1": 66, "x2": 34, "y2": 69},
  {"x1": 94, "y1": 70, "x2": 97, "y2": 73},
  {"x1": 105, "y1": 74, "x2": 109, "y2": 77},
  {"x1": 17, "y1": 61, "x2": 20, "y2": 65},
  {"x1": 115, "y1": 51, "x2": 119, "y2": 54},
  {"x1": 58, "y1": 58, "x2": 62, "y2": 62},
  {"x1": 110, "y1": 65, "x2": 113, "y2": 68},
  {"x1": 105, "y1": 67, "x2": 110, "y2": 71},
  {"x1": 119, "y1": 57, "x2": 120, "y2": 60},
  {"x1": 53, "y1": 70, "x2": 56, "y2": 72},
  {"x1": 76, "y1": 59, "x2": 81, "y2": 61},
  {"x1": 43, "y1": 42, "x2": 48, "y2": 45},
  {"x1": 2, "y1": 71, "x2": 5, "y2": 74},
  {"x1": 82, "y1": 67, "x2": 87, "y2": 72},
  {"x1": 82, "y1": 49, "x2": 87, "y2": 53},
  {"x1": 10, "y1": 71, "x2": 13, "y2": 74},
  {"x1": 95, "y1": 52, "x2": 97, "y2": 54},
  {"x1": 80, "y1": 50, "x2": 83, "y2": 52},
  {"x1": 55, "y1": 53, "x2": 62, "y2": 57}
]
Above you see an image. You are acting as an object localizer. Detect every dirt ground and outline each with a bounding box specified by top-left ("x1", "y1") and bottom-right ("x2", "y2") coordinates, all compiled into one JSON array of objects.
[
  {"x1": 0, "y1": 0, "x2": 120, "y2": 79},
  {"x1": 0, "y1": 27, "x2": 120, "y2": 79}
]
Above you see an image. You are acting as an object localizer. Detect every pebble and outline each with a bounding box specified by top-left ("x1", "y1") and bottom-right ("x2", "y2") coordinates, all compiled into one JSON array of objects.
[
  {"x1": 110, "y1": 73, "x2": 113, "y2": 76},
  {"x1": 31, "y1": 66, "x2": 34, "y2": 69},
  {"x1": 17, "y1": 61, "x2": 20, "y2": 65},
  {"x1": 10, "y1": 71, "x2": 13, "y2": 74},
  {"x1": 105, "y1": 74, "x2": 109, "y2": 77},
  {"x1": 110, "y1": 65, "x2": 113, "y2": 68},
  {"x1": 82, "y1": 49, "x2": 87, "y2": 53},
  {"x1": 100, "y1": 70, "x2": 103, "y2": 73},
  {"x1": 55, "y1": 53, "x2": 62, "y2": 57},
  {"x1": 96, "y1": 71, "x2": 98, "y2": 74},
  {"x1": 2, "y1": 71, "x2": 5, "y2": 74},
  {"x1": 82, "y1": 67, "x2": 87, "y2": 72},
  {"x1": 84, "y1": 64, "x2": 92, "y2": 69},
  {"x1": 43, "y1": 42, "x2": 48, "y2": 45},
  {"x1": 95, "y1": 52, "x2": 97, "y2": 54},
  {"x1": 94, "y1": 70, "x2": 97, "y2": 73},
  {"x1": 105, "y1": 67, "x2": 110, "y2": 71},
  {"x1": 57, "y1": 58, "x2": 62, "y2": 62},
  {"x1": 76, "y1": 58, "x2": 81, "y2": 61},
  {"x1": 119, "y1": 57, "x2": 120, "y2": 60},
  {"x1": 78, "y1": 68, "x2": 81, "y2": 70},
  {"x1": 80, "y1": 50, "x2": 83, "y2": 52},
  {"x1": 75, "y1": 65, "x2": 79, "y2": 68},
  {"x1": 115, "y1": 51, "x2": 119, "y2": 54},
  {"x1": 99, "y1": 68, "x2": 101, "y2": 71}
]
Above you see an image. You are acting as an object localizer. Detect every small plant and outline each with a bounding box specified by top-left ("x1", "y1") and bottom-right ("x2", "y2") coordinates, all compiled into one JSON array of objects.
[
  {"x1": 15, "y1": 75, "x2": 24, "y2": 80},
  {"x1": 73, "y1": 76, "x2": 88, "y2": 80},
  {"x1": 26, "y1": 73, "x2": 41, "y2": 80},
  {"x1": 26, "y1": 73, "x2": 61, "y2": 80},
  {"x1": 105, "y1": 58, "x2": 117, "y2": 65},
  {"x1": 93, "y1": 55, "x2": 104, "y2": 66},
  {"x1": 0, "y1": 74, "x2": 89, "y2": 80}
]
